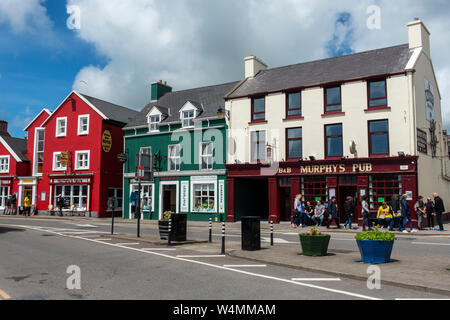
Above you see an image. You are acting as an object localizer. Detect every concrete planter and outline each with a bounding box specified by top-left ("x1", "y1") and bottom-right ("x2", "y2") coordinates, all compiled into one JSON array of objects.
[{"x1": 299, "y1": 234, "x2": 331, "y2": 256}]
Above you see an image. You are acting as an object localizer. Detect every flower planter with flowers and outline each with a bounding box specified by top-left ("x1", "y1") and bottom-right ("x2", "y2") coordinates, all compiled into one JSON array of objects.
[
  {"x1": 299, "y1": 227, "x2": 331, "y2": 256},
  {"x1": 158, "y1": 211, "x2": 187, "y2": 241},
  {"x1": 355, "y1": 227, "x2": 395, "y2": 264}
]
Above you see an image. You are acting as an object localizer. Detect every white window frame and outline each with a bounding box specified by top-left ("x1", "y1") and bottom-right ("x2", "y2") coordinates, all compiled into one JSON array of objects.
[
  {"x1": 56, "y1": 117, "x2": 67, "y2": 137},
  {"x1": 53, "y1": 152, "x2": 67, "y2": 171},
  {"x1": 75, "y1": 150, "x2": 90, "y2": 170},
  {"x1": 168, "y1": 145, "x2": 181, "y2": 171},
  {"x1": 130, "y1": 183, "x2": 155, "y2": 218},
  {"x1": 0, "y1": 186, "x2": 9, "y2": 209},
  {"x1": 181, "y1": 110, "x2": 196, "y2": 128},
  {"x1": 149, "y1": 115, "x2": 161, "y2": 132},
  {"x1": 190, "y1": 180, "x2": 217, "y2": 213},
  {"x1": 0, "y1": 155, "x2": 10, "y2": 173},
  {"x1": 249, "y1": 130, "x2": 267, "y2": 163},
  {"x1": 140, "y1": 147, "x2": 152, "y2": 155},
  {"x1": 33, "y1": 128, "x2": 45, "y2": 176},
  {"x1": 77, "y1": 115, "x2": 90, "y2": 136},
  {"x1": 200, "y1": 142, "x2": 213, "y2": 170}
]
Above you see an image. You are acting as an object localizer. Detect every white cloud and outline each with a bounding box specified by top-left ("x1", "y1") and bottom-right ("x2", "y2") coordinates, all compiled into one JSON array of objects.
[
  {"x1": 0, "y1": 0, "x2": 52, "y2": 34},
  {"x1": 66, "y1": 0, "x2": 450, "y2": 128}
]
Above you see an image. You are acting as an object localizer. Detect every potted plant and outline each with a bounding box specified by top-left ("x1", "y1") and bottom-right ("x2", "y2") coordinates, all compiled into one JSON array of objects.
[
  {"x1": 299, "y1": 227, "x2": 331, "y2": 256},
  {"x1": 355, "y1": 227, "x2": 395, "y2": 264},
  {"x1": 158, "y1": 211, "x2": 173, "y2": 240}
]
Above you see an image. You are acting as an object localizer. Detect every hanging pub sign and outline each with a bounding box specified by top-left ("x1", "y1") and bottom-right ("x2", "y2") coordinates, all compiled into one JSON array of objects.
[
  {"x1": 117, "y1": 153, "x2": 127, "y2": 164},
  {"x1": 60, "y1": 151, "x2": 69, "y2": 167},
  {"x1": 102, "y1": 130, "x2": 112, "y2": 152}
]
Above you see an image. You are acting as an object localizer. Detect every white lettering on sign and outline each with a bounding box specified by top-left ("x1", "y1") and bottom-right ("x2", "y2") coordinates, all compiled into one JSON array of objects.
[
  {"x1": 53, "y1": 178, "x2": 90, "y2": 184},
  {"x1": 219, "y1": 180, "x2": 225, "y2": 213},
  {"x1": 181, "y1": 181, "x2": 189, "y2": 212}
]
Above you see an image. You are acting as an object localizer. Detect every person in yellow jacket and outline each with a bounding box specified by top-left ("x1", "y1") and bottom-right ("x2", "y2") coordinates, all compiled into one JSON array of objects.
[
  {"x1": 377, "y1": 202, "x2": 394, "y2": 230},
  {"x1": 23, "y1": 196, "x2": 31, "y2": 217}
]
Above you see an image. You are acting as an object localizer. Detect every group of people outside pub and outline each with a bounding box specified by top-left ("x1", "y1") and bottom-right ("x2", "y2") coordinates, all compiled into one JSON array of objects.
[
  {"x1": 292, "y1": 192, "x2": 446, "y2": 232},
  {"x1": 1, "y1": 193, "x2": 32, "y2": 217}
]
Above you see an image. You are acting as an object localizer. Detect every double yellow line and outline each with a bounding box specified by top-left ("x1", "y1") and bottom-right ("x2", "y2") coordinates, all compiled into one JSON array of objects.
[{"x1": 0, "y1": 289, "x2": 11, "y2": 300}]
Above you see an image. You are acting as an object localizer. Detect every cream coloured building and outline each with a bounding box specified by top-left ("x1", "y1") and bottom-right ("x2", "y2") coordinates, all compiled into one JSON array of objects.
[{"x1": 223, "y1": 19, "x2": 450, "y2": 226}]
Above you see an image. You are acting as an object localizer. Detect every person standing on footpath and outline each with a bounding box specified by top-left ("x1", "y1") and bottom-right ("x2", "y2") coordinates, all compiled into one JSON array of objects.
[
  {"x1": 10, "y1": 193, "x2": 17, "y2": 215},
  {"x1": 433, "y1": 193, "x2": 445, "y2": 232},
  {"x1": 425, "y1": 197, "x2": 435, "y2": 230},
  {"x1": 414, "y1": 196, "x2": 426, "y2": 230},
  {"x1": 400, "y1": 194, "x2": 415, "y2": 233},
  {"x1": 292, "y1": 194, "x2": 303, "y2": 228},
  {"x1": 23, "y1": 196, "x2": 31, "y2": 217},
  {"x1": 326, "y1": 196, "x2": 341, "y2": 229},
  {"x1": 361, "y1": 196, "x2": 370, "y2": 231},
  {"x1": 343, "y1": 196, "x2": 354, "y2": 230}
]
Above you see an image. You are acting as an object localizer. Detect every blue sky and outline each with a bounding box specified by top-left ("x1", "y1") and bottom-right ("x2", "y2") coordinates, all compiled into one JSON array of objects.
[{"x1": 1, "y1": 1, "x2": 450, "y2": 138}]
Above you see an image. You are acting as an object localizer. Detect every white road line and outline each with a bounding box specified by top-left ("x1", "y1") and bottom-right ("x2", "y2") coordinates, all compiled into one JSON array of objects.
[
  {"x1": 396, "y1": 298, "x2": 450, "y2": 300},
  {"x1": 212, "y1": 234, "x2": 241, "y2": 238},
  {"x1": 223, "y1": 265, "x2": 267, "y2": 268},
  {"x1": 9, "y1": 224, "x2": 381, "y2": 300},
  {"x1": 142, "y1": 248, "x2": 177, "y2": 251},
  {"x1": 292, "y1": 278, "x2": 341, "y2": 282},
  {"x1": 331, "y1": 238, "x2": 355, "y2": 241},
  {"x1": 176, "y1": 255, "x2": 226, "y2": 258},
  {"x1": 412, "y1": 242, "x2": 450, "y2": 246},
  {"x1": 115, "y1": 243, "x2": 140, "y2": 246}
]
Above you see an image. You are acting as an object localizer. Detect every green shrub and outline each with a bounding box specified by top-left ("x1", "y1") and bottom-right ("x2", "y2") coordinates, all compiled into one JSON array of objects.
[{"x1": 355, "y1": 228, "x2": 395, "y2": 241}]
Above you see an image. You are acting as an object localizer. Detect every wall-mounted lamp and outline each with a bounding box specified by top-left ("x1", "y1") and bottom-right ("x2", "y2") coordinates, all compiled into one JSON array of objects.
[
  {"x1": 217, "y1": 108, "x2": 230, "y2": 120},
  {"x1": 309, "y1": 156, "x2": 316, "y2": 161},
  {"x1": 398, "y1": 151, "x2": 405, "y2": 157}
]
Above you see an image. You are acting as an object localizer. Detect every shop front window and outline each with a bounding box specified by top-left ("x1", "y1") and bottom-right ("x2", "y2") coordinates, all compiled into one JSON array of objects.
[
  {"x1": 131, "y1": 184, "x2": 153, "y2": 212},
  {"x1": 54, "y1": 185, "x2": 88, "y2": 210},
  {"x1": 301, "y1": 176, "x2": 327, "y2": 204},
  {"x1": 368, "y1": 175, "x2": 402, "y2": 210},
  {"x1": 193, "y1": 183, "x2": 216, "y2": 213}
]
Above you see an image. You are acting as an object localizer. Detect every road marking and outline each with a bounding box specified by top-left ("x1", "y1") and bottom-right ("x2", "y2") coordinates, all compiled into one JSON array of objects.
[
  {"x1": 0, "y1": 289, "x2": 11, "y2": 300},
  {"x1": 176, "y1": 255, "x2": 226, "y2": 258},
  {"x1": 8, "y1": 224, "x2": 381, "y2": 300},
  {"x1": 116, "y1": 243, "x2": 140, "y2": 246},
  {"x1": 223, "y1": 265, "x2": 267, "y2": 268},
  {"x1": 262, "y1": 237, "x2": 296, "y2": 244},
  {"x1": 396, "y1": 298, "x2": 450, "y2": 300},
  {"x1": 412, "y1": 242, "x2": 450, "y2": 246},
  {"x1": 142, "y1": 248, "x2": 177, "y2": 251},
  {"x1": 73, "y1": 224, "x2": 98, "y2": 228},
  {"x1": 292, "y1": 278, "x2": 341, "y2": 282},
  {"x1": 281, "y1": 232, "x2": 299, "y2": 235}
]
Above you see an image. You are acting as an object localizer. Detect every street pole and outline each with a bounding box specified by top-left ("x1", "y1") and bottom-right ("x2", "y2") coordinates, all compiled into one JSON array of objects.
[
  {"x1": 209, "y1": 218, "x2": 212, "y2": 243},
  {"x1": 270, "y1": 220, "x2": 274, "y2": 246},
  {"x1": 137, "y1": 178, "x2": 141, "y2": 238},
  {"x1": 221, "y1": 222, "x2": 225, "y2": 255}
]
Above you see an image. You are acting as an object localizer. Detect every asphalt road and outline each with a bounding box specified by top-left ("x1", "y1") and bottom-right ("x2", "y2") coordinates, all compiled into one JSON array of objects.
[{"x1": 0, "y1": 217, "x2": 448, "y2": 300}]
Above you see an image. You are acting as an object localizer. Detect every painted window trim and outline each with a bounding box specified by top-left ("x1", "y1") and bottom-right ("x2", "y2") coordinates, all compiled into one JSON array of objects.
[
  {"x1": 168, "y1": 144, "x2": 181, "y2": 171},
  {"x1": 77, "y1": 115, "x2": 90, "y2": 136},
  {"x1": 251, "y1": 96, "x2": 266, "y2": 122},
  {"x1": 367, "y1": 78, "x2": 388, "y2": 109},
  {"x1": 181, "y1": 109, "x2": 196, "y2": 128},
  {"x1": 199, "y1": 142, "x2": 213, "y2": 170},
  {"x1": 140, "y1": 147, "x2": 152, "y2": 155},
  {"x1": 74, "y1": 150, "x2": 90, "y2": 170},
  {"x1": 368, "y1": 119, "x2": 390, "y2": 156},
  {"x1": 285, "y1": 91, "x2": 302, "y2": 118},
  {"x1": 249, "y1": 129, "x2": 267, "y2": 163},
  {"x1": 323, "y1": 85, "x2": 342, "y2": 114},
  {"x1": 52, "y1": 152, "x2": 67, "y2": 171},
  {"x1": 148, "y1": 115, "x2": 161, "y2": 132},
  {"x1": 131, "y1": 183, "x2": 155, "y2": 213},
  {"x1": 33, "y1": 127, "x2": 45, "y2": 176},
  {"x1": 54, "y1": 184, "x2": 88, "y2": 211},
  {"x1": 324, "y1": 123, "x2": 343, "y2": 159},
  {"x1": 190, "y1": 180, "x2": 218, "y2": 213},
  {"x1": 0, "y1": 155, "x2": 10, "y2": 173},
  {"x1": 56, "y1": 117, "x2": 67, "y2": 137},
  {"x1": 286, "y1": 127, "x2": 303, "y2": 160}
]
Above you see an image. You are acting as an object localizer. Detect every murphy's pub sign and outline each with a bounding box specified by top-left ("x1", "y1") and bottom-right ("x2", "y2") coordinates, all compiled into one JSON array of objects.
[{"x1": 278, "y1": 163, "x2": 374, "y2": 175}]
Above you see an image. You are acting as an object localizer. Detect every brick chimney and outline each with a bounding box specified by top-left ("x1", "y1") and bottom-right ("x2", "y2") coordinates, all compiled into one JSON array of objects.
[
  {"x1": 0, "y1": 120, "x2": 9, "y2": 136},
  {"x1": 408, "y1": 18, "x2": 431, "y2": 58}
]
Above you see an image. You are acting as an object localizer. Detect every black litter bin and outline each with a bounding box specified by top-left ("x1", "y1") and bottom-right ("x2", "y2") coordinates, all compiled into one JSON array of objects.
[
  {"x1": 170, "y1": 214, "x2": 187, "y2": 242},
  {"x1": 241, "y1": 216, "x2": 261, "y2": 251}
]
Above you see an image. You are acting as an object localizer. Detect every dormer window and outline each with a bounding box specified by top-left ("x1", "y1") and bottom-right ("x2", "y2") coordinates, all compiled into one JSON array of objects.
[
  {"x1": 182, "y1": 110, "x2": 195, "y2": 127},
  {"x1": 149, "y1": 115, "x2": 160, "y2": 132}
]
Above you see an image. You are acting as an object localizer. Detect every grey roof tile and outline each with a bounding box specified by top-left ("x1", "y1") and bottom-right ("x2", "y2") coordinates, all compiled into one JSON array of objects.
[
  {"x1": 227, "y1": 44, "x2": 413, "y2": 98},
  {"x1": 0, "y1": 134, "x2": 29, "y2": 162}
]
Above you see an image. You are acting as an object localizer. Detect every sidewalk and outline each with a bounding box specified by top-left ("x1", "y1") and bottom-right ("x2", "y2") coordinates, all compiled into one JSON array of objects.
[
  {"x1": 228, "y1": 244, "x2": 450, "y2": 296},
  {"x1": 1, "y1": 214, "x2": 449, "y2": 237}
]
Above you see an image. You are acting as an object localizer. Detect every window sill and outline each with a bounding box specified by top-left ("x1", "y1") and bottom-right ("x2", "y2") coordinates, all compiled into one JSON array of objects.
[
  {"x1": 248, "y1": 120, "x2": 268, "y2": 125},
  {"x1": 321, "y1": 111, "x2": 345, "y2": 118},
  {"x1": 285, "y1": 158, "x2": 302, "y2": 162},
  {"x1": 364, "y1": 106, "x2": 391, "y2": 112},
  {"x1": 368, "y1": 154, "x2": 390, "y2": 158},
  {"x1": 283, "y1": 115, "x2": 304, "y2": 121}
]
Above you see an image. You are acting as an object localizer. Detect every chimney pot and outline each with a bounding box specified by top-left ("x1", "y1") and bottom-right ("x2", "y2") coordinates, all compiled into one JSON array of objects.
[{"x1": 0, "y1": 120, "x2": 8, "y2": 136}]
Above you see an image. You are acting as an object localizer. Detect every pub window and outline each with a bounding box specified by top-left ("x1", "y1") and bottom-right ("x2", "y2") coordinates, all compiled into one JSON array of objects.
[
  {"x1": 369, "y1": 120, "x2": 389, "y2": 155},
  {"x1": 286, "y1": 92, "x2": 302, "y2": 117},
  {"x1": 251, "y1": 97, "x2": 266, "y2": 121},
  {"x1": 301, "y1": 176, "x2": 327, "y2": 204},
  {"x1": 324, "y1": 86, "x2": 342, "y2": 113},
  {"x1": 54, "y1": 185, "x2": 88, "y2": 211},
  {"x1": 75, "y1": 151, "x2": 90, "y2": 170},
  {"x1": 251, "y1": 130, "x2": 266, "y2": 162},
  {"x1": 325, "y1": 124, "x2": 343, "y2": 158},
  {"x1": 417, "y1": 129, "x2": 427, "y2": 154},
  {"x1": 368, "y1": 79, "x2": 387, "y2": 107},
  {"x1": 286, "y1": 127, "x2": 302, "y2": 159},
  {"x1": 368, "y1": 175, "x2": 402, "y2": 210}
]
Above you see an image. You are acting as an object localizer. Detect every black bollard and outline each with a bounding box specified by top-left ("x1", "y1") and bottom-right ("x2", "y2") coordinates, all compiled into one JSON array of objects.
[
  {"x1": 221, "y1": 222, "x2": 225, "y2": 255},
  {"x1": 209, "y1": 218, "x2": 212, "y2": 243},
  {"x1": 270, "y1": 220, "x2": 274, "y2": 246},
  {"x1": 168, "y1": 217, "x2": 172, "y2": 246}
]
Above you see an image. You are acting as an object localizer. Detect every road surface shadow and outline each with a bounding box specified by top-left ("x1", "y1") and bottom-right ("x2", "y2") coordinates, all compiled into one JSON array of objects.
[{"x1": 0, "y1": 226, "x2": 25, "y2": 234}]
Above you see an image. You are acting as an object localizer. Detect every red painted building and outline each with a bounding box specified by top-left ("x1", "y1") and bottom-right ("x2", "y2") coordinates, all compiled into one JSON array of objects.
[{"x1": 1, "y1": 91, "x2": 138, "y2": 218}]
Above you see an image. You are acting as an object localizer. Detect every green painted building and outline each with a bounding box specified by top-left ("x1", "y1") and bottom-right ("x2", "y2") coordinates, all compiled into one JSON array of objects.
[{"x1": 123, "y1": 81, "x2": 238, "y2": 222}]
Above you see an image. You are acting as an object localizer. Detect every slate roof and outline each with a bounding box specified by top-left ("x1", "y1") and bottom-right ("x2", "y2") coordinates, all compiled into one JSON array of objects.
[
  {"x1": 0, "y1": 134, "x2": 29, "y2": 162},
  {"x1": 78, "y1": 93, "x2": 140, "y2": 125},
  {"x1": 125, "y1": 81, "x2": 239, "y2": 128},
  {"x1": 226, "y1": 44, "x2": 413, "y2": 98}
]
